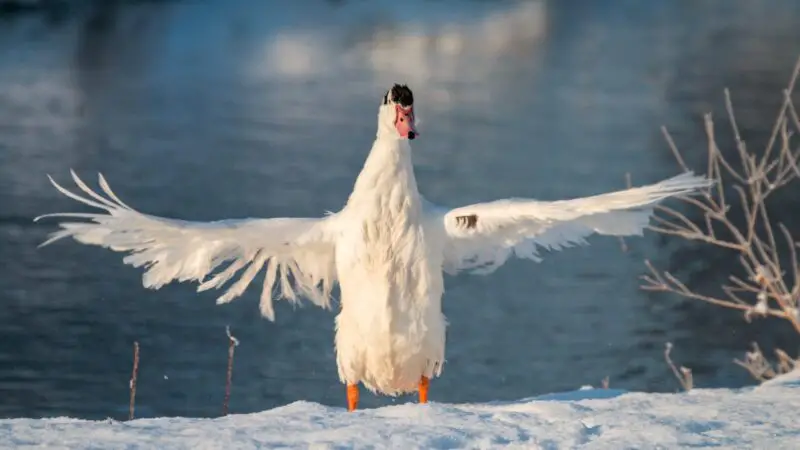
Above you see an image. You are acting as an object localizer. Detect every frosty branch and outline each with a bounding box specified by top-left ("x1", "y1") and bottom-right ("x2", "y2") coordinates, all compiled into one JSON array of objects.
[{"x1": 642, "y1": 56, "x2": 800, "y2": 378}]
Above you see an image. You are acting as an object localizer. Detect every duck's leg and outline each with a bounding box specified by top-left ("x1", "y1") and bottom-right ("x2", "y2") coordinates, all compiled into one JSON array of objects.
[
  {"x1": 347, "y1": 384, "x2": 359, "y2": 412},
  {"x1": 419, "y1": 376, "x2": 430, "y2": 404}
]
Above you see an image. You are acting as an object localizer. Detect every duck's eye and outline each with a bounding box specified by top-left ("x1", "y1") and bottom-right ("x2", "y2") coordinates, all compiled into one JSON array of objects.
[{"x1": 400, "y1": 117, "x2": 405, "y2": 122}]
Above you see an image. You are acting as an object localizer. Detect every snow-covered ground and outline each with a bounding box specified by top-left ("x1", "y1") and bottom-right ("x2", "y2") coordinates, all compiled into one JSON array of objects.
[{"x1": 3, "y1": 371, "x2": 799, "y2": 449}]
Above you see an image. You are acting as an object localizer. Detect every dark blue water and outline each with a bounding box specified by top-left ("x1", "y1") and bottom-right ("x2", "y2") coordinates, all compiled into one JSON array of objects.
[{"x1": 1, "y1": 0, "x2": 800, "y2": 419}]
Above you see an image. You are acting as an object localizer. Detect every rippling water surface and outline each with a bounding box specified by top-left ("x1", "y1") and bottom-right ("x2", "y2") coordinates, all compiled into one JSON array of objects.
[{"x1": 2, "y1": 0, "x2": 800, "y2": 419}]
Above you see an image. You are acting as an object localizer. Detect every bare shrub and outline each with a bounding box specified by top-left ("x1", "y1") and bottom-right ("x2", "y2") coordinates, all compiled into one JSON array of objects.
[
  {"x1": 642, "y1": 56, "x2": 800, "y2": 381},
  {"x1": 733, "y1": 342, "x2": 797, "y2": 382}
]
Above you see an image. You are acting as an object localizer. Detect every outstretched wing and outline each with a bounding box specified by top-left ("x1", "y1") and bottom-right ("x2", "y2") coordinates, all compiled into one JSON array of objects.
[
  {"x1": 427, "y1": 172, "x2": 710, "y2": 275},
  {"x1": 36, "y1": 171, "x2": 340, "y2": 321}
]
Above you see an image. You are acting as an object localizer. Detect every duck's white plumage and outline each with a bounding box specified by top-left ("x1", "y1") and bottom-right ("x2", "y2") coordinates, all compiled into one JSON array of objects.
[
  {"x1": 36, "y1": 84, "x2": 710, "y2": 398},
  {"x1": 434, "y1": 171, "x2": 709, "y2": 275}
]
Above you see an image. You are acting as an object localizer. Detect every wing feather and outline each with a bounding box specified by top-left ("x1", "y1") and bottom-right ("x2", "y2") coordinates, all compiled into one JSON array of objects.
[
  {"x1": 36, "y1": 172, "x2": 339, "y2": 321},
  {"x1": 430, "y1": 172, "x2": 710, "y2": 275}
]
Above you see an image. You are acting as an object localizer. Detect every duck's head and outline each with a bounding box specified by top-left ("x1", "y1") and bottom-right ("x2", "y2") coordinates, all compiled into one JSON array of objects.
[{"x1": 377, "y1": 84, "x2": 418, "y2": 141}]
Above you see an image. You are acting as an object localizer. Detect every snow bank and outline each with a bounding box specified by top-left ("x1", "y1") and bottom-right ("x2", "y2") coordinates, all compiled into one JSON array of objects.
[{"x1": 3, "y1": 372, "x2": 799, "y2": 449}]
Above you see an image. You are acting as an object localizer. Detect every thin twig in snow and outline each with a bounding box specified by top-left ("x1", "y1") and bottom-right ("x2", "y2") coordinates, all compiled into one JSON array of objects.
[
  {"x1": 664, "y1": 342, "x2": 693, "y2": 391},
  {"x1": 223, "y1": 326, "x2": 240, "y2": 416},
  {"x1": 129, "y1": 341, "x2": 139, "y2": 421}
]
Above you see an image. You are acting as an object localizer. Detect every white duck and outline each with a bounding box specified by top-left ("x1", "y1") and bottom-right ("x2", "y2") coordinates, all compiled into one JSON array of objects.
[{"x1": 37, "y1": 84, "x2": 709, "y2": 411}]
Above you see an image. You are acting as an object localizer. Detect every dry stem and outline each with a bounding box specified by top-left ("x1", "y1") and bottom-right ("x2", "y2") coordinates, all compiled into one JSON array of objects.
[
  {"x1": 129, "y1": 341, "x2": 139, "y2": 421},
  {"x1": 223, "y1": 326, "x2": 239, "y2": 416},
  {"x1": 664, "y1": 342, "x2": 693, "y2": 391}
]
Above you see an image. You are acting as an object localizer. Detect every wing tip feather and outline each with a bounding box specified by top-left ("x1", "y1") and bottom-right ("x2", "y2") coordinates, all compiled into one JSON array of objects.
[{"x1": 39, "y1": 171, "x2": 338, "y2": 319}]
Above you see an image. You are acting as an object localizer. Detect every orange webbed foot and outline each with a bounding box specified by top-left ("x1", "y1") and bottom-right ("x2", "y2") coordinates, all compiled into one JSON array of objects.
[
  {"x1": 419, "y1": 376, "x2": 430, "y2": 404},
  {"x1": 347, "y1": 384, "x2": 359, "y2": 412}
]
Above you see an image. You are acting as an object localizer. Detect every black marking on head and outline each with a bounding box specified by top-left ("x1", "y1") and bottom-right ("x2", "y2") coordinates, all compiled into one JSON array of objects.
[
  {"x1": 455, "y1": 214, "x2": 478, "y2": 229},
  {"x1": 384, "y1": 84, "x2": 414, "y2": 107}
]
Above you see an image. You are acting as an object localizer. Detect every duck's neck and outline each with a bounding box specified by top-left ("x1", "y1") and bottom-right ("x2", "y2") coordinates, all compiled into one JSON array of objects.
[{"x1": 346, "y1": 137, "x2": 419, "y2": 207}]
